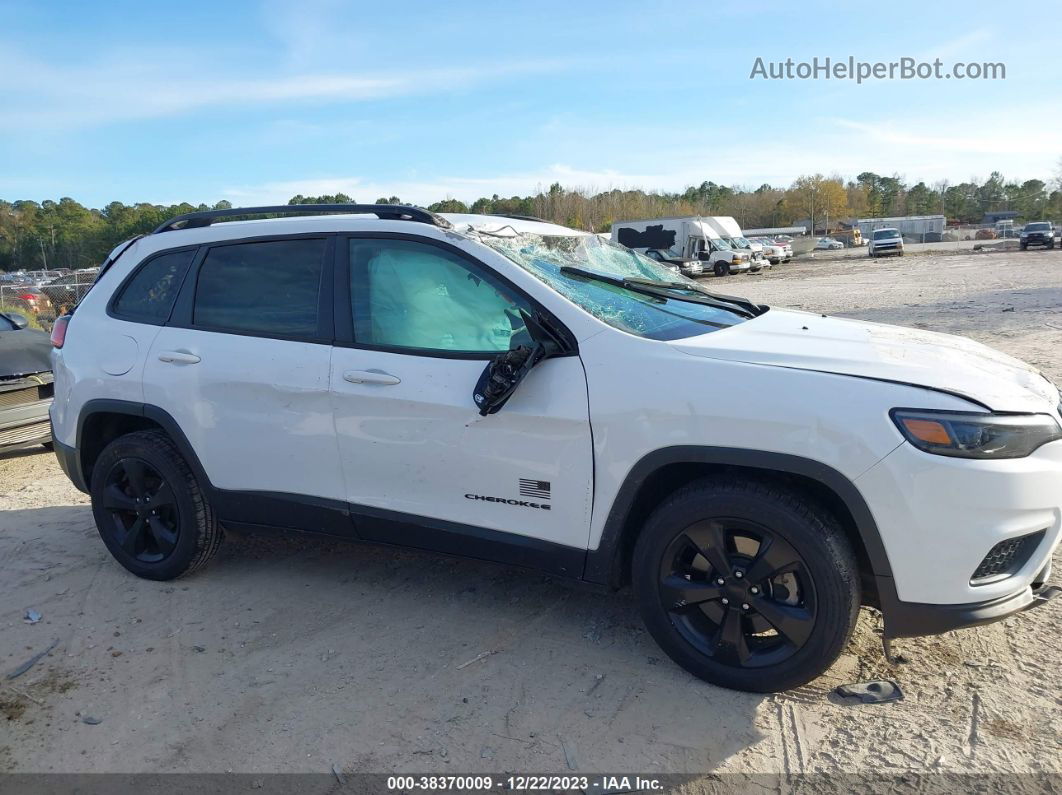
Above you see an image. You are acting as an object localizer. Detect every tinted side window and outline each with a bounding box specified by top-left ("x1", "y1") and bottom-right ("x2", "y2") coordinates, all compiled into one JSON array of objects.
[
  {"x1": 193, "y1": 239, "x2": 325, "y2": 336},
  {"x1": 349, "y1": 239, "x2": 532, "y2": 354},
  {"x1": 112, "y1": 249, "x2": 195, "y2": 322}
]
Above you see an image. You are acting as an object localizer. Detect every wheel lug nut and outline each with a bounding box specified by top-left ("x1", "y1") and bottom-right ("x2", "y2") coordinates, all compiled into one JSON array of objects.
[
  {"x1": 734, "y1": 570, "x2": 743, "y2": 579},
  {"x1": 715, "y1": 578, "x2": 725, "y2": 586},
  {"x1": 721, "y1": 598, "x2": 729, "y2": 605},
  {"x1": 742, "y1": 603, "x2": 750, "y2": 611},
  {"x1": 750, "y1": 586, "x2": 760, "y2": 595}
]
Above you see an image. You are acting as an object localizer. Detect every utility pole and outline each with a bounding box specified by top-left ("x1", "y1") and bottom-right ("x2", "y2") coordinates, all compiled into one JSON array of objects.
[{"x1": 38, "y1": 238, "x2": 47, "y2": 269}]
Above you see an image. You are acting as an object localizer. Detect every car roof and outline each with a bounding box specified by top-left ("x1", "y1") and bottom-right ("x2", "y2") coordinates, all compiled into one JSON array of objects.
[
  {"x1": 122, "y1": 211, "x2": 585, "y2": 263},
  {"x1": 116, "y1": 209, "x2": 590, "y2": 265}
]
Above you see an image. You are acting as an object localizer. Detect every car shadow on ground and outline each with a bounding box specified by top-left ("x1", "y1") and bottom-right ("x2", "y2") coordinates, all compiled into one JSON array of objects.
[{"x1": 0, "y1": 505, "x2": 773, "y2": 773}]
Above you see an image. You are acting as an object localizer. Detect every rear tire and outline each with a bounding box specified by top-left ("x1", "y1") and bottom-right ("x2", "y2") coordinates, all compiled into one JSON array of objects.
[
  {"x1": 714, "y1": 261, "x2": 730, "y2": 277},
  {"x1": 90, "y1": 430, "x2": 222, "y2": 580},
  {"x1": 632, "y1": 477, "x2": 860, "y2": 692}
]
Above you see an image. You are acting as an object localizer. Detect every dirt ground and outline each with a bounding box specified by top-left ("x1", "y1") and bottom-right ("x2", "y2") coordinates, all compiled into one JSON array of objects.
[{"x1": 1, "y1": 246, "x2": 1061, "y2": 783}]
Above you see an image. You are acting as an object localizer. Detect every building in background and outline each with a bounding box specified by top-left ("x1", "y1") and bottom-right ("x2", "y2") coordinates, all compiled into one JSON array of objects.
[{"x1": 856, "y1": 215, "x2": 946, "y2": 241}]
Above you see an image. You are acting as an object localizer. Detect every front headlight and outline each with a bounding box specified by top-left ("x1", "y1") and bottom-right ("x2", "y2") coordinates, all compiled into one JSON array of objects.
[{"x1": 891, "y1": 409, "x2": 1062, "y2": 459}]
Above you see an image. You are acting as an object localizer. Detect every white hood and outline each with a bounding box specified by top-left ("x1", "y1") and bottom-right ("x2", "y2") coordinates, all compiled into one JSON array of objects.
[{"x1": 671, "y1": 308, "x2": 1059, "y2": 413}]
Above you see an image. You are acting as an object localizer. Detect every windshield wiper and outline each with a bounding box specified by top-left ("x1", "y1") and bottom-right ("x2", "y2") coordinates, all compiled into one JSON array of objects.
[
  {"x1": 622, "y1": 277, "x2": 763, "y2": 316},
  {"x1": 560, "y1": 267, "x2": 756, "y2": 318}
]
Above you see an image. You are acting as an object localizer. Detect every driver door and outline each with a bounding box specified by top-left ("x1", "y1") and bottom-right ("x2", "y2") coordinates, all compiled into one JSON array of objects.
[{"x1": 329, "y1": 234, "x2": 593, "y2": 567}]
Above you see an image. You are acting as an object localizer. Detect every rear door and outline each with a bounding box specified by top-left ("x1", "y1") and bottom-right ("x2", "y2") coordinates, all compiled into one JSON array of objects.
[
  {"x1": 143, "y1": 235, "x2": 343, "y2": 504},
  {"x1": 329, "y1": 234, "x2": 593, "y2": 564}
]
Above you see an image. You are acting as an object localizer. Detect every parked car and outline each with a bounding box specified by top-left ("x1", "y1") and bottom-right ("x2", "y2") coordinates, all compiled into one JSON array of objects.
[
  {"x1": 751, "y1": 237, "x2": 787, "y2": 264},
  {"x1": 40, "y1": 272, "x2": 97, "y2": 313},
  {"x1": 868, "y1": 228, "x2": 904, "y2": 258},
  {"x1": 815, "y1": 237, "x2": 844, "y2": 250},
  {"x1": 0, "y1": 310, "x2": 54, "y2": 452},
  {"x1": 1020, "y1": 222, "x2": 1055, "y2": 250},
  {"x1": 5, "y1": 287, "x2": 53, "y2": 316},
  {"x1": 644, "y1": 248, "x2": 703, "y2": 277},
  {"x1": 50, "y1": 204, "x2": 1061, "y2": 693}
]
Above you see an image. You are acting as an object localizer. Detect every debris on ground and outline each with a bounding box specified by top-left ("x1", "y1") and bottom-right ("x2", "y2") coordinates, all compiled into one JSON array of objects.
[
  {"x1": 456, "y1": 649, "x2": 497, "y2": 669},
  {"x1": 5, "y1": 638, "x2": 59, "y2": 680},
  {"x1": 23, "y1": 609, "x2": 42, "y2": 624},
  {"x1": 834, "y1": 680, "x2": 904, "y2": 704},
  {"x1": 81, "y1": 716, "x2": 102, "y2": 725},
  {"x1": 331, "y1": 763, "x2": 344, "y2": 785},
  {"x1": 560, "y1": 735, "x2": 578, "y2": 770}
]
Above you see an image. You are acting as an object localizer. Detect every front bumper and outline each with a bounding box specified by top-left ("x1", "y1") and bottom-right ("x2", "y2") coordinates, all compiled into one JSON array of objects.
[
  {"x1": 856, "y1": 438, "x2": 1062, "y2": 605},
  {"x1": 880, "y1": 577, "x2": 1060, "y2": 638}
]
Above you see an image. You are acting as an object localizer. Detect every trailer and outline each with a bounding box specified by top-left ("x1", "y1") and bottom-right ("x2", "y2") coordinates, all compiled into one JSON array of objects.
[{"x1": 856, "y1": 215, "x2": 946, "y2": 242}]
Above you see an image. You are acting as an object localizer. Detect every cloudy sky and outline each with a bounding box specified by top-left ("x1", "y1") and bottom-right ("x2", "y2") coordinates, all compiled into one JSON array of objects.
[{"x1": 1, "y1": 0, "x2": 1058, "y2": 207}]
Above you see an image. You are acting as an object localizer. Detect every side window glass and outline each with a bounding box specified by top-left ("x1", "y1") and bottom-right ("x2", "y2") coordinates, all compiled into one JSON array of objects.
[
  {"x1": 193, "y1": 239, "x2": 325, "y2": 336},
  {"x1": 349, "y1": 239, "x2": 532, "y2": 354},
  {"x1": 112, "y1": 249, "x2": 195, "y2": 322}
]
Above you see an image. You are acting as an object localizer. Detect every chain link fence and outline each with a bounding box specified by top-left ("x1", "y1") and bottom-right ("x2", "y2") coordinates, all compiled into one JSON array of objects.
[{"x1": 0, "y1": 271, "x2": 98, "y2": 329}]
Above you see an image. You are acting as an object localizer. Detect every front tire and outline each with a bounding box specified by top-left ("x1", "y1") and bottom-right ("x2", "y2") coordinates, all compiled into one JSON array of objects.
[
  {"x1": 90, "y1": 430, "x2": 222, "y2": 580},
  {"x1": 714, "y1": 261, "x2": 731, "y2": 277},
  {"x1": 632, "y1": 477, "x2": 860, "y2": 692}
]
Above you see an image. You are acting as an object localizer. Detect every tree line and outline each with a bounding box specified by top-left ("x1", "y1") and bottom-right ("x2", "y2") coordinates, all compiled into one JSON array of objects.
[{"x1": 3, "y1": 169, "x2": 1060, "y2": 272}]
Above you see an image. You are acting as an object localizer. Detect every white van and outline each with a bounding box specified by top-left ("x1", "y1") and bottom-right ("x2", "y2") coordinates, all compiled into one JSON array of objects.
[{"x1": 611, "y1": 217, "x2": 752, "y2": 276}]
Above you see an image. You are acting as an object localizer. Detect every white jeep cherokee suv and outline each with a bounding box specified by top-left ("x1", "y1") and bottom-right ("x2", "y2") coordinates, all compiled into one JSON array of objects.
[{"x1": 49, "y1": 205, "x2": 1061, "y2": 692}]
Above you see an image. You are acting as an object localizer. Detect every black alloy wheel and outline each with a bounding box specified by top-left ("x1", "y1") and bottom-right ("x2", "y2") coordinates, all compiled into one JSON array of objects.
[
  {"x1": 90, "y1": 430, "x2": 222, "y2": 580},
  {"x1": 100, "y1": 457, "x2": 180, "y2": 563},
  {"x1": 633, "y1": 477, "x2": 860, "y2": 692},
  {"x1": 659, "y1": 518, "x2": 816, "y2": 668}
]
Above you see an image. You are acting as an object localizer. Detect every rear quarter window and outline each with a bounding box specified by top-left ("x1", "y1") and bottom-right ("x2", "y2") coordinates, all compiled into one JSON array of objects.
[{"x1": 112, "y1": 249, "x2": 196, "y2": 322}]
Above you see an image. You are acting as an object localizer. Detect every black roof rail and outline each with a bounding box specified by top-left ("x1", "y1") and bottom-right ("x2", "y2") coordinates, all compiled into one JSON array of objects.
[
  {"x1": 488, "y1": 213, "x2": 550, "y2": 223},
  {"x1": 152, "y1": 204, "x2": 452, "y2": 234}
]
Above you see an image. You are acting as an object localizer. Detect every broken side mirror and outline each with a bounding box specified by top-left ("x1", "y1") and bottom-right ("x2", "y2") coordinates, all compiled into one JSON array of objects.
[{"x1": 472, "y1": 311, "x2": 561, "y2": 416}]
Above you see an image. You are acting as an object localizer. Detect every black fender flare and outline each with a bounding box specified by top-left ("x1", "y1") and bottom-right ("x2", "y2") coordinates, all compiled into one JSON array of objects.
[
  {"x1": 75, "y1": 398, "x2": 215, "y2": 493},
  {"x1": 581, "y1": 445, "x2": 895, "y2": 587}
]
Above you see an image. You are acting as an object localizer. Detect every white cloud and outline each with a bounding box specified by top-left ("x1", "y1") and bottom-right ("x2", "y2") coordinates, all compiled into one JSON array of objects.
[
  {"x1": 0, "y1": 43, "x2": 573, "y2": 128},
  {"x1": 915, "y1": 27, "x2": 993, "y2": 62}
]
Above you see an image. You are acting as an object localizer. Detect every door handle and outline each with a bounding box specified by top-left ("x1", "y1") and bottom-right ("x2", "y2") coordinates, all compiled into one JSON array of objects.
[
  {"x1": 343, "y1": 369, "x2": 401, "y2": 386},
  {"x1": 158, "y1": 351, "x2": 201, "y2": 365}
]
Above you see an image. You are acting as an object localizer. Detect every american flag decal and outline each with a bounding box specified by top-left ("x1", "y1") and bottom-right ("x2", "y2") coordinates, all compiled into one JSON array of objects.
[{"x1": 519, "y1": 479, "x2": 551, "y2": 500}]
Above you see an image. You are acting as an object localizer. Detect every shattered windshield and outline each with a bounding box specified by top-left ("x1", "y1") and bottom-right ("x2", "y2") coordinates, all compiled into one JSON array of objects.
[{"x1": 474, "y1": 231, "x2": 753, "y2": 340}]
